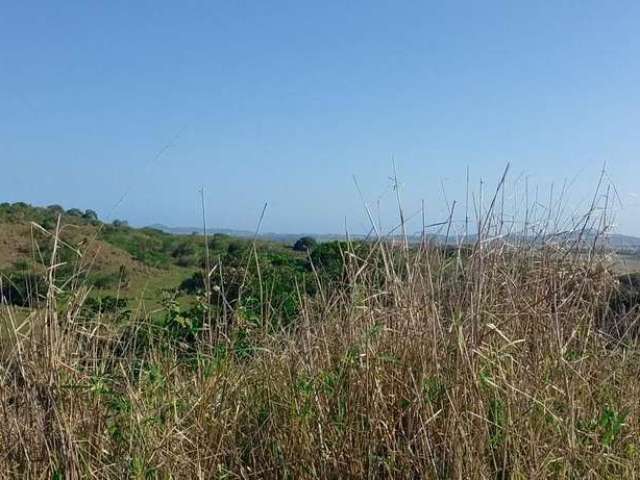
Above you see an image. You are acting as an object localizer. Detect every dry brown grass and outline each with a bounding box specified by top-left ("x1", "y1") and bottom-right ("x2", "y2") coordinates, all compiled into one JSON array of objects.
[
  {"x1": 3, "y1": 164, "x2": 640, "y2": 480},
  {"x1": 2, "y1": 227, "x2": 640, "y2": 479}
]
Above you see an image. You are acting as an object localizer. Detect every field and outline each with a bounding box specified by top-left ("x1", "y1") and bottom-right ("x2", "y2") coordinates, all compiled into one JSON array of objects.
[{"x1": 2, "y1": 203, "x2": 640, "y2": 478}]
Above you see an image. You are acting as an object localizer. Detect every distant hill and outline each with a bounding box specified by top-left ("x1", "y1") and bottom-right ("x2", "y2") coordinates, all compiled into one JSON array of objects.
[
  {"x1": 149, "y1": 223, "x2": 640, "y2": 252},
  {"x1": 603, "y1": 233, "x2": 640, "y2": 250},
  {"x1": 539, "y1": 230, "x2": 640, "y2": 252},
  {"x1": 148, "y1": 224, "x2": 257, "y2": 238},
  {"x1": 147, "y1": 223, "x2": 358, "y2": 244}
]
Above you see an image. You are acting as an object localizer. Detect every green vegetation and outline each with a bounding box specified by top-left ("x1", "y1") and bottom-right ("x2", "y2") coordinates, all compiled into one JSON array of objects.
[
  {"x1": 293, "y1": 235, "x2": 317, "y2": 252},
  {"x1": 0, "y1": 203, "x2": 353, "y2": 317}
]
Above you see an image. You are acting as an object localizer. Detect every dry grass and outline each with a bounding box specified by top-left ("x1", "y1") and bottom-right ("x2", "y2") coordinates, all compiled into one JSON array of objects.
[
  {"x1": 2, "y1": 235, "x2": 639, "y2": 479},
  {"x1": 2, "y1": 176, "x2": 640, "y2": 479}
]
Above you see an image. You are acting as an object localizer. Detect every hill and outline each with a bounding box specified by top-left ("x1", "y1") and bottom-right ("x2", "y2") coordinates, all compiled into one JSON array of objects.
[
  {"x1": 152, "y1": 221, "x2": 640, "y2": 252},
  {"x1": 0, "y1": 202, "x2": 345, "y2": 316}
]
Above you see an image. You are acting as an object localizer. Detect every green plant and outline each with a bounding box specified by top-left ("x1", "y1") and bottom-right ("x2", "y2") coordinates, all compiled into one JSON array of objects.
[{"x1": 293, "y1": 236, "x2": 317, "y2": 252}]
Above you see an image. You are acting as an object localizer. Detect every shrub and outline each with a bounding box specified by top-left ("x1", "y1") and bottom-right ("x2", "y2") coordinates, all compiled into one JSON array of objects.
[
  {"x1": 179, "y1": 271, "x2": 204, "y2": 294},
  {"x1": 0, "y1": 270, "x2": 47, "y2": 306},
  {"x1": 82, "y1": 296, "x2": 130, "y2": 321},
  {"x1": 83, "y1": 209, "x2": 99, "y2": 222},
  {"x1": 293, "y1": 236, "x2": 317, "y2": 252},
  {"x1": 310, "y1": 240, "x2": 369, "y2": 284},
  {"x1": 46, "y1": 204, "x2": 65, "y2": 215},
  {"x1": 171, "y1": 242, "x2": 195, "y2": 259},
  {"x1": 90, "y1": 272, "x2": 122, "y2": 290}
]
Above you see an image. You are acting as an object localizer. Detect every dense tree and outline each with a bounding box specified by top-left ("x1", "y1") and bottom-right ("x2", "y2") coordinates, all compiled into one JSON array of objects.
[
  {"x1": 293, "y1": 236, "x2": 317, "y2": 252},
  {"x1": 46, "y1": 204, "x2": 65, "y2": 215},
  {"x1": 112, "y1": 219, "x2": 129, "y2": 228},
  {"x1": 83, "y1": 209, "x2": 99, "y2": 221},
  {"x1": 66, "y1": 208, "x2": 83, "y2": 217}
]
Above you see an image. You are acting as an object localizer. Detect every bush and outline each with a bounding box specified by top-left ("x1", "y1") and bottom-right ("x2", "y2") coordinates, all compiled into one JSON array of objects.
[
  {"x1": 310, "y1": 240, "x2": 369, "y2": 284},
  {"x1": 82, "y1": 296, "x2": 130, "y2": 321},
  {"x1": 89, "y1": 272, "x2": 122, "y2": 290},
  {"x1": 171, "y1": 242, "x2": 195, "y2": 259},
  {"x1": 604, "y1": 273, "x2": 640, "y2": 338},
  {"x1": 293, "y1": 236, "x2": 317, "y2": 252},
  {"x1": 0, "y1": 271, "x2": 47, "y2": 306},
  {"x1": 83, "y1": 209, "x2": 99, "y2": 222},
  {"x1": 101, "y1": 228, "x2": 172, "y2": 268},
  {"x1": 46, "y1": 204, "x2": 65, "y2": 215},
  {"x1": 179, "y1": 271, "x2": 205, "y2": 294}
]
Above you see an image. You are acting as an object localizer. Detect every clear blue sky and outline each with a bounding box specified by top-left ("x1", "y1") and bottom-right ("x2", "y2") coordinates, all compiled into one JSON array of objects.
[{"x1": 2, "y1": 1, "x2": 639, "y2": 235}]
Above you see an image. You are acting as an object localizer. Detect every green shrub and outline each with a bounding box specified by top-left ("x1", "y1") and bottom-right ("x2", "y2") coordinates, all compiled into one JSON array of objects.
[
  {"x1": 0, "y1": 270, "x2": 47, "y2": 306},
  {"x1": 293, "y1": 236, "x2": 317, "y2": 252},
  {"x1": 83, "y1": 296, "x2": 130, "y2": 321},
  {"x1": 83, "y1": 209, "x2": 99, "y2": 222},
  {"x1": 89, "y1": 272, "x2": 123, "y2": 290}
]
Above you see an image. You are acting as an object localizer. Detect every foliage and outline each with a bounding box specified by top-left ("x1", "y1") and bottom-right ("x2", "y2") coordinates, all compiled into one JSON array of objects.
[
  {"x1": 0, "y1": 270, "x2": 47, "y2": 306},
  {"x1": 310, "y1": 240, "x2": 369, "y2": 285},
  {"x1": 82, "y1": 209, "x2": 99, "y2": 222},
  {"x1": 66, "y1": 208, "x2": 83, "y2": 217},
  {"x1": 180, "y1": 241, "x2": 316, "y2": 325},
  {"x1": 0, "y1": 202, "x2": 98, "y2": 228},
  {"x1": 293, "y1": 236, "x2": 317, "y2": 252},
  {"x1": 156, "y1": 294, "x2": 208, "y2": 347},
  {"x1": 100, "y1": 227, "x2": 174, "y2": 268},
  {"x1": 82, "y1": 296, "x2": 131, "y2": 321}
]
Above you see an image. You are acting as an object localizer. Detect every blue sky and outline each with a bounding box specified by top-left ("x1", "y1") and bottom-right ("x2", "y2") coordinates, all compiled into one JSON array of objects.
[{"x1": 1, "y1": 1, "x2": 639, "y2": 235}]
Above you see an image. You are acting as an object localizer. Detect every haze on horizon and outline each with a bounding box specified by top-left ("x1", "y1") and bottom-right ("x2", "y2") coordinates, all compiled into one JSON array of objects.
[{"x1": 1, "y1": 1, "x2": 639, "y2": 236}]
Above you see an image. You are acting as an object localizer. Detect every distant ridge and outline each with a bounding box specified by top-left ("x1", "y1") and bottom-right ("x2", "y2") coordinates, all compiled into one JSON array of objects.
[
  {"x1": 147, "y1": 224, "x2": 355, "y2": 243},
  {"x1": 148, "y1": 224, "x2": 256, "y2": 238},
  {"x1": 148, "y1": 224, "x2": 640, "y2": 251}
]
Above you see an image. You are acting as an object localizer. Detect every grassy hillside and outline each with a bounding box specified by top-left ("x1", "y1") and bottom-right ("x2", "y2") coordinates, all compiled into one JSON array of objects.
[
  {"x1": 0, "y1": 202, "x2": 341, "y2": 317},
  {"x1": 0, "y1": 203, "x2": 186, "y2": 308}
]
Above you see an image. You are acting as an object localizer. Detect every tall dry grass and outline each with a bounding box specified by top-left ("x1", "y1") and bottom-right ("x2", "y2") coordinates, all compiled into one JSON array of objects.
[{"x1": 2, "y1": 180, "x2": 640, "y2": 478}]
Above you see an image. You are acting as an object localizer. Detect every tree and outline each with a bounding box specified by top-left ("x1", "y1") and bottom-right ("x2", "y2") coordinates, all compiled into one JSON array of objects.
[
  {"x1": 112, "y1": 219, "x2": 129, "y2": 228},
  {"x1": 172, "y1": 242, "x2": 195, "y2": 258},
  {"x1": 293, "y1": 236, "x2": 317, "y2": 252},
  {"x1": 83, "y1": 209, "x2": 99, "y2": 221},
  {"x1": 46, "y1": 204, "x2": 65, "y2": 215},
  {"x1": 66, "y1": 208, "x2": 83, "y2": 217}
]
